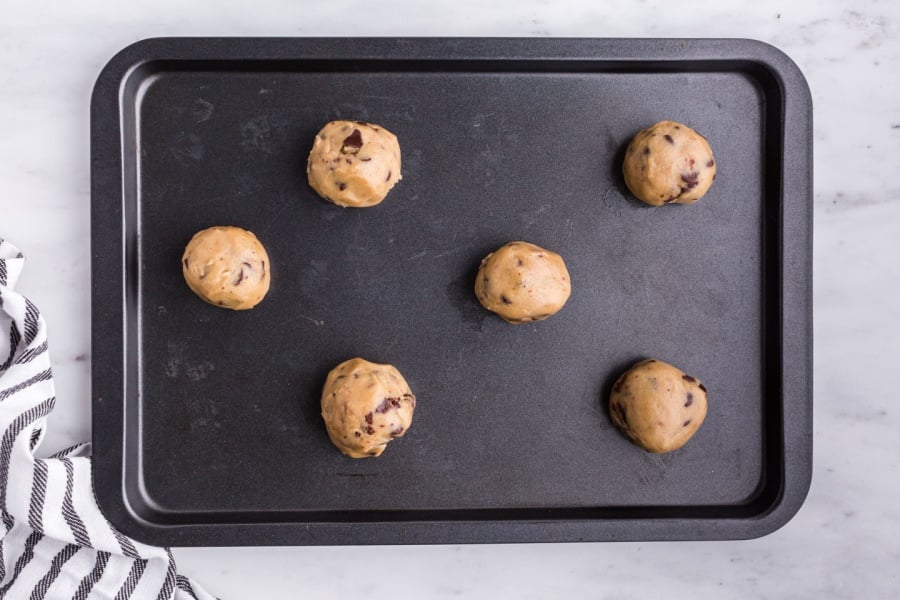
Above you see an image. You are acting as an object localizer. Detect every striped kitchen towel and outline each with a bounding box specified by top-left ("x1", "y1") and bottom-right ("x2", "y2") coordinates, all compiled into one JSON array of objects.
[{"x1": 0, "y1": 238, "x2": 216, "y2": 599}]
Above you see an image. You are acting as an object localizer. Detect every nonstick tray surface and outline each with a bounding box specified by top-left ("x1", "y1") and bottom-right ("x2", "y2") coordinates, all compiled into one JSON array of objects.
[{"x1": 91, "y1": 38, "x2": 812, "y2": 545}]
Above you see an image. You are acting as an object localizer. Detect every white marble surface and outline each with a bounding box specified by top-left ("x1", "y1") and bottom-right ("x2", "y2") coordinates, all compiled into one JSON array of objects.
[{"x1": 2, "y1": 0, "x2": 899, "y2": 597}]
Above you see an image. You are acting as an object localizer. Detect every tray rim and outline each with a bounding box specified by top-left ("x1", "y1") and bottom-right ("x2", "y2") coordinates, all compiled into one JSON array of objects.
[{"x1": 90, "y1": 36, "x2": 813, "y2": 546}]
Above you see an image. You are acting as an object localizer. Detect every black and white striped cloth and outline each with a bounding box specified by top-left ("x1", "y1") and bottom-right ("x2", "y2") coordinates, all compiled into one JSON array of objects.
[{"x1": 0, "y1": 238, "x2": 216, "y2": 599}]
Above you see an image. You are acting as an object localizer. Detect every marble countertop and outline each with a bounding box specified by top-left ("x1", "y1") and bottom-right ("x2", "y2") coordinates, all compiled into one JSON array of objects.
[{"x1": 2, "y1": 0, "x2": 898, "y2": 597}]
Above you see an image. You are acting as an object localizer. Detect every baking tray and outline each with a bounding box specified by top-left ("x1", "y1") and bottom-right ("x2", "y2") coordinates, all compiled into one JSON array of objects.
[{"x1": 91, "y1": 38, "x2": 812, "y2": 546}]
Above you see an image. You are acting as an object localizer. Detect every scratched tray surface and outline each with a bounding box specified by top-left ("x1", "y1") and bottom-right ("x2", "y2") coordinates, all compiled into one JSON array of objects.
[{"x1": 91, "y1": 38, "x2": 812, "y2": 545}]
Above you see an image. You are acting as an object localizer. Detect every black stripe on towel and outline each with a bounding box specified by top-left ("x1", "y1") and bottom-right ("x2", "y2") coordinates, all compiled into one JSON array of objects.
[
  {"x1": 50, "y1": 441, "x2": 89, "y2": 459},
  {"x1": 28, "y1": 459, "x2": 48, "y2": 533},
  {"x1": 0, "y1": 322, "x2": 21, "y2": 373},
  {"x1": 15, "y1": 340, "x2": 48, "y2": 366},
  {"x1": 114, "y1": 558, "x2": 147, "y2": 600},
  {"x1": 113, "y1": 559, "x2": 147, "y2": 600},
  {"x1": 0, "y1": 530, "x2": 43, "y2": 596},
  {"x1": 28, "y1": 543, "x2": 80, "y2": 600},
  {"x1": 0, "y1": 368, "x2": 53, "y2": 403},
  {"x1": 0, "y1": 398, "x2": 54, "y2": 505},
  {"x1": 29, "y1": 427, "x2": 41, "y2": 451},
  {"x1": 177, "y1": 574, "x2": 200, "y2": 599},
  {"x1": 155, "y1": 550, "x2": 178, "y2": 600},
  {"x1": 112, "y1": 526, "x2": 141, "y2": 560},
  {"x1": 61, "y1": 458, "x2": 92, "y2": 547},
  {"x1": 73, "y1": 551, "x2": 110, "y2": 600},
  {"x1": 22, "y1": 299, "x2": 39, "y2": 346}
]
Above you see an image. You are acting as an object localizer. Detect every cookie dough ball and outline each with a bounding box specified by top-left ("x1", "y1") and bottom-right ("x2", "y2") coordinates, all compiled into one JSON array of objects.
[
  {"x1": 321, "y1": 358, "x2": 416, "y2": 458},
  {"x1": 622, "y1": 120, "x2": 716, "y2": 206},
  {"x1": 306, "y1": 120, "x2": 402, "y2": 208},
  {"x1": 182, "y1": 226, "x2": 270, "y2": 310},
  {"x1": 609, "y1": 359, "x2": 708, "y2": 453},
  {"x1": 474, "y1": 241, "x2": 571, "y2": 324}
]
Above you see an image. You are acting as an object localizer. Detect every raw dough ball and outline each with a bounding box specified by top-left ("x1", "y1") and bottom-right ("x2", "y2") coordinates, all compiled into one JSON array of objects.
[
  {"x1": 474, "y1": 241, "x2": 571, "y2": 324},
  {"x1": 320, "y1": 358, "x2": 416, "y2": 458},
  {"x1": 622, "y1": 120, "x2": 716, "y2": 206},
  {"x1": 609, "y1": 359, "x2": 708, "y2": 453},
  {"x1": 306, "y1": 120, "x2": 402, "y2": 208},
  {"x1": 182, "y1": 226, "x2": 270, "y2": 310}
]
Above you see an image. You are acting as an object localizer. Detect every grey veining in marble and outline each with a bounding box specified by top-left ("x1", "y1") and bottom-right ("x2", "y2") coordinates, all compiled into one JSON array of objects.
[{"x1": 1, "y1": 0, "x2": 898, "y2": 597}]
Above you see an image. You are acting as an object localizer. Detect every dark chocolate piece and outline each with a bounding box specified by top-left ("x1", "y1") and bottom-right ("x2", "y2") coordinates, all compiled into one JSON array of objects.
[
  {"x1": 681, "y1": 172, "x2": 700, "y2": 189},
  {"x1": 340, "y1": 129, "x2": 363, "y2": 154},
  {"x1": 375, "y1": 397, "x2": 402, "y2": 414}
]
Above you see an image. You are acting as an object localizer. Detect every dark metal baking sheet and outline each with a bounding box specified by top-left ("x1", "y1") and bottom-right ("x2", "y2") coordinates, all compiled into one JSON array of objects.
[{"x1": 91, "y1": 38, "x2": 812, "y2": 546}]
